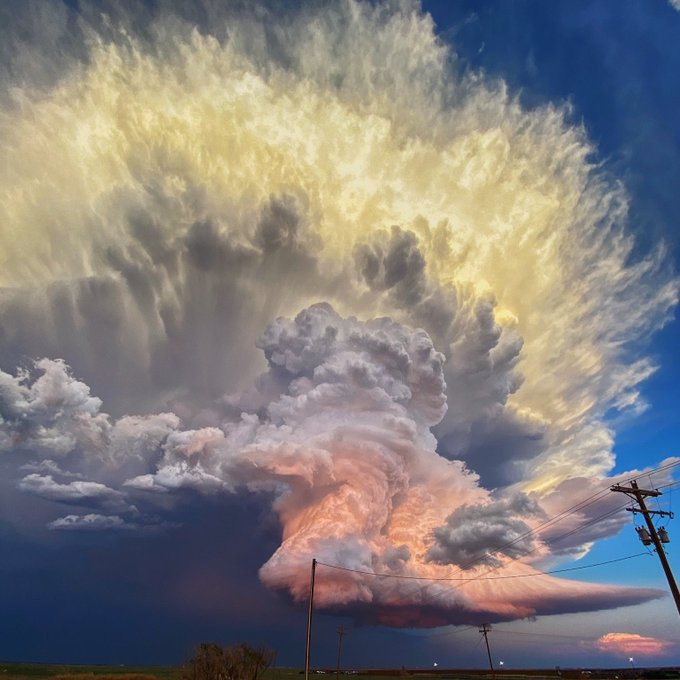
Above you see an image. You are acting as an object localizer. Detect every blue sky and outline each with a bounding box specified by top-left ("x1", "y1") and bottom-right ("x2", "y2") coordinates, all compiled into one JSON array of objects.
[
  {"x1": 424, "y1": 0, "x2": 680, "y2": 479},
  {"x1": 1, "y1": 0, "x2": 680, "y2": 670},
  {"x1": 422, "y1": 0, "x2": 680, "y2": 665}
]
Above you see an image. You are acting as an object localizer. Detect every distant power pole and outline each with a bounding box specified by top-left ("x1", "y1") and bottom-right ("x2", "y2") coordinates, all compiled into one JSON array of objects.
[
  {"x1": 479, "y1": 624, "x2": 495, "y2": 679},
  {"x1": 336, "y1": 625, "x2": 346, "y2": 680},
  {"x1": 611, "y1": 480, "x2": 680, "y2": 616}
]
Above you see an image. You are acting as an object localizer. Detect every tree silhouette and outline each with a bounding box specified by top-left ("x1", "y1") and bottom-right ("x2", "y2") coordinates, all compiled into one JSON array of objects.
[{"x1": 183, "y1": 643, "x2": 275, "y2": 680}]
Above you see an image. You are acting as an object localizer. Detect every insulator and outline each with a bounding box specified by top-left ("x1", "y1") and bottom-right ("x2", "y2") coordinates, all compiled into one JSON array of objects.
[
  {"x1": 636, "y1": 527, "x2": 652, "y2": 545},
  {"x1": 659, "y1": 527, "x2": 670, "y2": 543}
]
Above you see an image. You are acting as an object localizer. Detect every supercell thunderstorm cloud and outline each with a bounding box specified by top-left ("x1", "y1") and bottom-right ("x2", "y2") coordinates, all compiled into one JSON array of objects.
[{"x1": 0, "y1": 0, "x2": 679, "y2": 629}]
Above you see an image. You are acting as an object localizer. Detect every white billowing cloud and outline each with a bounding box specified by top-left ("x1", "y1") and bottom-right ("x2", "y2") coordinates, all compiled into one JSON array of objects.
[
  {"x1": 16, "y1": 471, "x2": 134, "y2": 514},
  {"x1": 0, "y1": 0, "x2": 677, "y2": 626},
  {"x1": 0, "y1": 357, "x2": 182, "y2": 486},
  {"x1": 20, "y1": 459, "x2": 83, "y2": 478},
  {"x1": 126, "y1": 304, "x2": 662, "y2": 624},
  {"x1": 1, "y1": 306, "x2": 665, "y2": 625},
  {"x1": 47, "y1": 512, "x2": 177, "y2": 532},
  {"x1": 0, "y1": 358, "x2": 109, "y2": 458},
  {"x1": 18, "y1": 474, "x2": 122, "y2": 503}
]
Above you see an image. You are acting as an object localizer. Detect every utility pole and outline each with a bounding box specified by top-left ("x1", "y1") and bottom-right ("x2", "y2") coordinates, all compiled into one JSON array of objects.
[
  {"x1": 611, "y1": 480, "x2": 680, "y2": 616},
  {"x1": 478, "y1": 624, "x2": 495, "y2": 679},
  {"x1": 335, "y1": 625, "x2": 346, "y2": 680},
  {"x1": 304, "y1": 558, "x2": 317, "y2": 680}
]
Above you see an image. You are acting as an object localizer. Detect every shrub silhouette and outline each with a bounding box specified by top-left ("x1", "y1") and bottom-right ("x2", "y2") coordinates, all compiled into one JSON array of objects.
[{"x1": 183, "y1": 643, "x2": 275, "y2": 680}]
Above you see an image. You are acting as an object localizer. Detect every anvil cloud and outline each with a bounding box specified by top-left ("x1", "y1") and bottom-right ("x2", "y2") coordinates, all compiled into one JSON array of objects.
[{"x1": 0, "y1": 0, "x2": 677, "y2": 628}]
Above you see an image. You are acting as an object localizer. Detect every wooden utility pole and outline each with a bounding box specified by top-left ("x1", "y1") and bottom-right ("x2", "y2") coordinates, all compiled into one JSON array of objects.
[
  {"x1": 611, "y1": 480, "x2": 680, "y2": 616},
  {"x1": 479, "y1": 624, "x2": 494, "y2": 679},
  {"x1": 335, "y1": 625, "x2": 346, "y2": 680},
  {"x1": 304, "y1": 558, "x2": 317, "y2": 680}
]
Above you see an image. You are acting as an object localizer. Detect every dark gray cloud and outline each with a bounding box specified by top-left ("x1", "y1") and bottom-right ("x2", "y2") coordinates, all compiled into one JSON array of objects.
[
  {"x1": 354, "y1": 226, "x2": 533, "y2": 488},
  {"x1": 355, "y1": 226, "x2": 427, "y2": 307},
  {"x1": 437, "y1": 407, "x2": 548, "y2": 489},
  {"x1": 0, "y1": 192, "x2": 336, "y2": 415},
  {"x1": 426, "y1": 493, "x2": 545, "y2": 569}
]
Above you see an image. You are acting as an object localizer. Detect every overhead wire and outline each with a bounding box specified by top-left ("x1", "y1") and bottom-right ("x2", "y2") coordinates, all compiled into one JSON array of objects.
[
  {"x1": 316, "y1": 551, "x2": 650, "y2": 582},
  {"x1": 492, "y1": 628, "x2": 680, "y2": 644},
  {"x1": 417, "y1": 625, "x2": 478, "y2": 640},
  {"x1": 450, "y1": 458, "x2": 680, "y2": 576},
  {"x1": 491, "y1": 628, "x2": 600, "y2": 642},
  {"x1": 311, "y1": 460, "x2": 679, "y2": 614},
  {"x1": 316, "y1": 466, "x2": 676, "y2": 590},
  {"x1": 443, "y1": 457, "x2": 680, "y2": 576}
]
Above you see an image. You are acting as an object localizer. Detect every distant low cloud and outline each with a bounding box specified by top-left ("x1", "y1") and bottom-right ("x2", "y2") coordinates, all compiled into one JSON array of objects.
[
  {"x1": 48, "y1": 513, "x2": 129, "y2": 531},
  {"x1": 595, "y1": 632, "x2": 676, "y2": 657},
  {"x1": 18, "y1": 474, "x2": 123, "y2": 503},
  {"x1": 20, "y1": 459, "x2": 83, "y2": 478}
]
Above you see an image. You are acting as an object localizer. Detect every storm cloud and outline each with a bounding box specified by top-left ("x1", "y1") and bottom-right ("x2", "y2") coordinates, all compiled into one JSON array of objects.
[{"x1": 0, "y1": 0, "x2": 677, "y2": 630}]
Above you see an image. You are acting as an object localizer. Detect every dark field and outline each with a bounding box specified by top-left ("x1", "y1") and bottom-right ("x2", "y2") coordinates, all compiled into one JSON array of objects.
[
  {"x1": 2, "y1": 664, "x2": 680, "y2": 680},
  {"x1": 0, "y1": 665, "x2": 180, "y2": 680}
]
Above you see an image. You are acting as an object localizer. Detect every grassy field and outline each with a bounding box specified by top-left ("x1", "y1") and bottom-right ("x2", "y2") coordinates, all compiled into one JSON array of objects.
[
  {"x1": 2, "y1": 663, "x2": 678, "y2": 680},
  {"x1": 0, "y1": 665, "x2": 438, "y2": 680},
  {"x1": 0, "y1": 662, "x2": 450, "y2": 680},
  {"x1": 0, "y1": 664, "x2": 180, "y2": 680},
  {"x1": 0, "y1": 668, "x2": 468, "y2": 680}
]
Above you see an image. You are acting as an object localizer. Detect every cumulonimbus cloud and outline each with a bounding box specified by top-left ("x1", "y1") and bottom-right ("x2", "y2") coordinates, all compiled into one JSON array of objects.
[
  {"x1": 0, "y1": 306, "x2": 666, "y2": 625},
  {"x1": 0, "y1": 0, "x2": 677, "y2": 626}
]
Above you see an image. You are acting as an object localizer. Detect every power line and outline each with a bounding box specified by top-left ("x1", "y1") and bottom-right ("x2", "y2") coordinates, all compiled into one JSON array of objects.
[
  {"x1": 444, "y1": 499, "x2": 633, "y2": 588},
  {"x1": 538, "y1": 500, "x2": 632, "y2": 548},
  {"x1": 490, "y1": 458, "x2": 680, "y2": 558},
  {"x1": 442, "y1": 459, "x2": 680, "y2": 579},
  {"x1": 313, "y1": 494, "x2": 650, "y2": 605},
  {"x1": 453, "y1": 489, "x2": 613, "y2": 570},
  {"x1": 307, "y1": 461, "x2": 680, "y2": 637},
  {"x1": 439, "y1": 459, "x2": 680, "y2": 577},
  {"x1": 492, "y1": 627, "x2": 680, "y2": 644},
  {"x1": 634, "y1": 458, "x2": 680, "y2": 480},
  {"x1": 434, "y1": 464, "x2": 679, "y2": 593},
  {"x1": 316, "y1": 552, "x2": 649, "y2": 582},
  {"x1": 314, "y1": 488, "x2": 654, "y2": 590},
  {"x1": 417, "y1": 625, "x2": 478, "y2": 639},
  {"x1": 492, "y1": 629, "x2": 597, "y2": 641}
]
